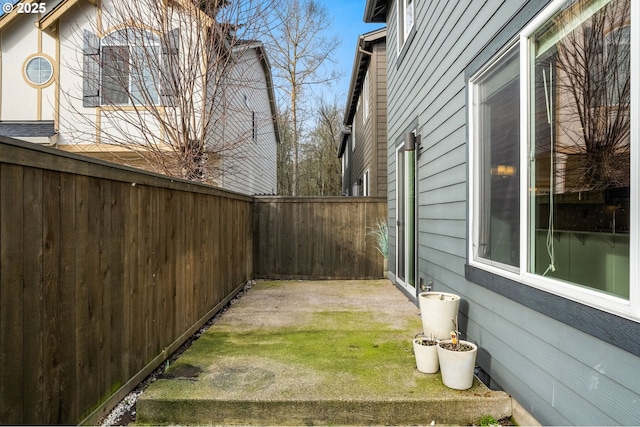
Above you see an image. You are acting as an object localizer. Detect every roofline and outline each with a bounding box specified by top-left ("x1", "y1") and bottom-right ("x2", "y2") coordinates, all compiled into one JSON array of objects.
[
  {"x1": 37, "y1": 0, "x2": 97, "y2": 35},
  {"x1": 363, "y1": 0, "x2": 388, "y2": 23},
  {"x1": 0, "y1": 0, "x2": 44, "y2": 32},
  {"x1": 239, "y1": 41, "x2": 281, "y2": 147},
  {"x1": 337, "y1": 127, "x2": 351, "y2": 158},
  {"x1": 342, "y1": 27, "x2": 386, "y2": 127}
]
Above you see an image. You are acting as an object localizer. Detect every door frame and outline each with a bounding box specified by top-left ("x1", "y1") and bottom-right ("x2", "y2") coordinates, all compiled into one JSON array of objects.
[{"x1": 395, "y1": 139, "x2": 416, "y2": 295}]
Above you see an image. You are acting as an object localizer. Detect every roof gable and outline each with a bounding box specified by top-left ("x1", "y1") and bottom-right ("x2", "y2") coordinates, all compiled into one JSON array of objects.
[{"x1": 363, "y1": 0, "x2": 387, "y2": 23}]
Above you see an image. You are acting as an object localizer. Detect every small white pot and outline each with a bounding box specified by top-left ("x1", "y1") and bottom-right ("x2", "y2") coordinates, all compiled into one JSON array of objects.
[
  {"x1": 412, "y1": 338, "x2": 439, "y2": 374},
  {"x1": 436, "y1": 339, "x2": 478, "y2": 390},
  {"x1": 418, "y1": 292, "x2": 461, "y2": 340}
]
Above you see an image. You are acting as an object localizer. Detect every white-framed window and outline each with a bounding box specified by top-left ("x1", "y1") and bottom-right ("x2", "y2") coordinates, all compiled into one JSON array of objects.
[
  {"x1": 469, "y1": 0, "x2": 638, "y2": 321},
  {"x1": 24, "y1": 56, "x2": 54, "y2": 86},
  {"x1": 363, "y1": 69, "x2": 370, "y2": 122},
  {"x1": 397, "y1": 0, "x2": 415, "y2": 51},
  {"x1": 352, "y1": 105, "x2": 358, "y2": 152},
  {"x1": 363, "y1": 169, "x2": 370, "y2": 196},
  {"x1": 101, "y1": 29, "x2": 160, "y2": 105}
]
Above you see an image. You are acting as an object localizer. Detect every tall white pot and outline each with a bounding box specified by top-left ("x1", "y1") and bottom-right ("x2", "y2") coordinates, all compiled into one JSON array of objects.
[
  {"x1": 436, "y1": 339, "x2": 477, "y2": 390},
  {"x1": 418, "y1": 292, "x2": 460, "y2": 340}
]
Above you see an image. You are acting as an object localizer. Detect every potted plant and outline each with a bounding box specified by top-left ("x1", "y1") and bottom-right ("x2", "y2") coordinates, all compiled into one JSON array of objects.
[
  {"x1": 436, "y1": 317, "x2": 477, "y2": 390},
  {"x1": 418, "y1": 291, "x2": 460, "y2": 340},
  {"x1": 368, "y1": 218, "x2": 389, "y2": 277},
  {"x1": 412, "y1": 333, "x2": 439, "y2": 374}
]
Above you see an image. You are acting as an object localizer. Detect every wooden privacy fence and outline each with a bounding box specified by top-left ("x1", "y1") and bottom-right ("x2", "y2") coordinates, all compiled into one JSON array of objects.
[
  {"x1": 0, "y1": 137, "x2": 253, "y2": 425},
  {"x1": 0, "y1": 137, "x2": 387, "y2": 425},
  {"x1": 254, "y1": 197, "x2": 387, "y2": 279}
]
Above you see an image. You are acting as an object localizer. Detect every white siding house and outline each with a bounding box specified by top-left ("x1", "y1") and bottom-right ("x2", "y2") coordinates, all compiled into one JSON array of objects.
[{"x1": 0, "y1": 0, "x2": 278, "y2": 195}]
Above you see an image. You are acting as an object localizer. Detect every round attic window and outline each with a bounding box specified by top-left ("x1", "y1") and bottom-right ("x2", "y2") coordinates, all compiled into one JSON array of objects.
[{"x1": 25, "y1": 56, "x2": 53, "y2": 86}]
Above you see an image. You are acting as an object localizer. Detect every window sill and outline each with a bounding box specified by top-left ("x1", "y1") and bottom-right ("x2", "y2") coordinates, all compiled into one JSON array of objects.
[
  {"x1": 465, "y1": 264, "x2": 640, "y2": 358},
  {"x1": 396, "y1": 26, "x2": 417, "y2": 67}
]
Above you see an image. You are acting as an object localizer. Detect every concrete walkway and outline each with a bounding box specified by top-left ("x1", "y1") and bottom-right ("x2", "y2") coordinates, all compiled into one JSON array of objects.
[{"x1": 136, "y1": 279, "x2": 511, "y2": 425}]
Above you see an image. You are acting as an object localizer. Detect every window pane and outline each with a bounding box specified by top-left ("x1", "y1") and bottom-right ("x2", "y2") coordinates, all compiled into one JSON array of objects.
[
  {"x1": 25, "y1": 57, "x2": 53, "y2": 85},
  {"x1": 131, "y1": 46, "x2": 160, "y2": 105},
  {"x1": 530, "y1": 0, "x2": 630, "y2": 298},
  {"x1": 405, "y1": 0, "x2": 414, "y2": 39},
  {"x1": 474, "y1": 46, "x2": 520, "y2": 267},
  {"x1": 102, "y1": 46, "x2": 129, "y2": 105}
]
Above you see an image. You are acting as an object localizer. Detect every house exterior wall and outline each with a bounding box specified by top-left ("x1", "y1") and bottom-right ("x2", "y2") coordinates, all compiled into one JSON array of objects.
[
  {"x1": 342, "y1": 31, "x2": 387, "y2": 197},
  {"x1": 55, "y1": 0, "x2": 200, "y2": 148},
  {"x1": 0, "y1": 12, "x2": 56, "y2": 122},
  {"x1": 215, "y1": 46, "x2": 277, "y2": 195},
  {"x1": 381, "y1": 0, "x2": 640, "y2": 425},
  {"x1": 1, "y1": 0, "x2": 278, "y2": 196},
  {"x1": 372, "y1": 42, "x2": 387, "y2": 198},
  {"x1": 351, "y1": 82, "x2": 368, "y2": 195}
]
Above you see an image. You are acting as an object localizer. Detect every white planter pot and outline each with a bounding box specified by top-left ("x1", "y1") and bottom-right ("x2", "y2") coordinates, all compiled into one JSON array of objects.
[
  {"x1": 436, "y1": 339, "x2": 477, "y2": 390},
  {"x1": 412, "y1": 338, "x2": 439, "y2": 374},
  {"x1": 418, "y1": 292, "x2": 460, "y2": 340}
]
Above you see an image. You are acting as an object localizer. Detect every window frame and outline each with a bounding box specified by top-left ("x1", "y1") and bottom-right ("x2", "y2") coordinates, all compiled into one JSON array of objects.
[
  {"x1": 100, "y1": 29, "x2": 161, "y2": 107},
  {"x1": 397, "y1": 0, "x2": 415, "y2": 53},
  {"x1": 363, "y1": 69, "x2": 370, "y2": 122},
  {"x1": 468, "y1": 0, "x2": 640, "y2": 322},
  {"x1": 24, "y1": 55, "x2": 54, "y2": 87},
  {"x1": 363, "y1": 169, "x2": 370, "y2": 196}
]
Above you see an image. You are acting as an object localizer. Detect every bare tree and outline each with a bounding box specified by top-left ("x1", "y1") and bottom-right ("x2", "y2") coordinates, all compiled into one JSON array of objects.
[
  {"x1": 59, "y1": 0, "x2": 273, "y2": 184},
  {"x1": 261, "y1": 0, "x2": 340, "y2": 195},
  {"x1": 276, "y1": 106, "x2": 295, "y2": 195},
  {"x1": 295, "y1": 98, "x2": 342, "y2": 196}
]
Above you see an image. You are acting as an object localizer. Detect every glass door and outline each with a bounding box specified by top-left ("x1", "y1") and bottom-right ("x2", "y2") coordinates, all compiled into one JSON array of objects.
[{"x1": 396, "y1": 142, "x2": 416, "y2": 293}]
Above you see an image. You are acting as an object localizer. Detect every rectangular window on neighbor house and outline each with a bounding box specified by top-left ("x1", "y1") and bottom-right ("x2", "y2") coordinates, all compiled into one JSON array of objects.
[
  {"x1": 469, "y1": 0, "x2": 638, "y2": 320},
  {"x1": 101, "y1": 31, "x2": 161, "y2": 106},
  {"x1": 363, "y1": 169, "x2": 370, "y2": 196},
  {"x1": 397, "y1": 0, "x2": 415, "y2": 51},
  {"x1": 252, "y1": 111, "x2": 257, "y2": 141},
  {"x1": 363, "y1": 70, "x2": 370, "y2": 122},
  {"x1": 353, "y1": 105, "x2": 358, "y2": 152}
]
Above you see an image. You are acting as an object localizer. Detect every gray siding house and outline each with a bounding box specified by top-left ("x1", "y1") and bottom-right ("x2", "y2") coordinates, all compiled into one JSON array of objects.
[
  {"x1": 364, "y1": 0, "x2": 640, "y2": 425},
  {"x1": 339, "y1": 28, "x2": 387, "y2": 197}
]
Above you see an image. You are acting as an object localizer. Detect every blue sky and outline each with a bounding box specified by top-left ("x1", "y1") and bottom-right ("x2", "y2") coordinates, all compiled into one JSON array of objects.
[
  {"x1": 0, "y1": 0, "x2": 383, "y2": 106},
  {"x1": 318, "y1": 0, "x2": 385, "y2": 105}
]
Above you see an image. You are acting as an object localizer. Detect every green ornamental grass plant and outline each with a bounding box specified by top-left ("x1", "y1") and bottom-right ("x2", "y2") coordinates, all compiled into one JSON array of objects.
[{"x1": 368, "y1": 218, "x2": 389, "y2": 259}]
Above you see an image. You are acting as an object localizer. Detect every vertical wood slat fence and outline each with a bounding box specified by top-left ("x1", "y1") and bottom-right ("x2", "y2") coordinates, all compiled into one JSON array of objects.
[
  {"x1": 0, "y1": 137, "x2": 253, "y2": 425},
  {"x1": 254, "y1": 197, "x2": 387, "y2": 279},
  {"x1": 0, "y1": 137, "x2": 387, "y2": 425}
]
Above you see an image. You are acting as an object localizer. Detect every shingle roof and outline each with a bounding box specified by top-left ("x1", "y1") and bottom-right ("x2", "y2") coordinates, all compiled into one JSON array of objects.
[{"x1": 0, "y1": 121, "x2": 56, "y2": 138}]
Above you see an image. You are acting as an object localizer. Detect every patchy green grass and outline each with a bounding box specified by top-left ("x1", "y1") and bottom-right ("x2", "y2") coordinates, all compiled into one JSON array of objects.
[{"x1": 165, "y1": 309, "x2": 437, "y2": 396}]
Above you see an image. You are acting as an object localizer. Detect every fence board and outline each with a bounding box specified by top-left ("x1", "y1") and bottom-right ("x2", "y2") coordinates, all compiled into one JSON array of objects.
[
  {"x1": 0, "y1": 164, "x2": 24, "y2": 424},
  {"x1": 58, "y1": 172, "x2": 77, "y2": 423},
  {"x1": 42, "y1": 170, "x2": 61, "y2": 423},
  {"x1": 22, "y1": 167, "x2": 44, "y2": 424}
]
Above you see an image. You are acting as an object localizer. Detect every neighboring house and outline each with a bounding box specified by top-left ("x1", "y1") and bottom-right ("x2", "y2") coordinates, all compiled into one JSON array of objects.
[
  {"x1": 338, "y1": 27, "x2": 387, "y2": 197},
  {"x1": 0, "y1": 0, "x2": 279, "y2": 195},
  {"x1": 364, "y1": 0, "x2": 639, "y2": 425}
]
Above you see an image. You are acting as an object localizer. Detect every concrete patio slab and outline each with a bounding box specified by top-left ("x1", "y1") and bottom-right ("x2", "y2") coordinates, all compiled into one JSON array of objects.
[{"x1": 136, "y1": 279, "x2": 511, "y2": 425}]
